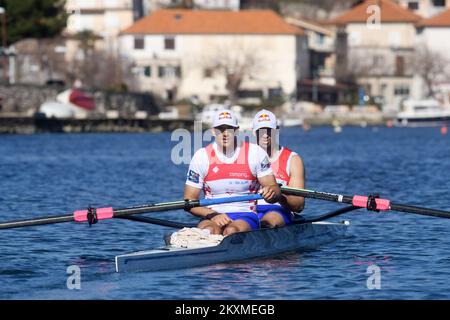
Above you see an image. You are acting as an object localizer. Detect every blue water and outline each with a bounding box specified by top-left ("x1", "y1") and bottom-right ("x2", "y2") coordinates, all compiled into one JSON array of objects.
[{"x1": 0, "y1": 126, "x2": 450, "y2": 299}]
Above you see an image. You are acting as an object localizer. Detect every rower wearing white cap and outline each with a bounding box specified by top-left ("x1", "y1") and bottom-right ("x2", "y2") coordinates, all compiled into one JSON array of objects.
[
  {"x1": 253, "y1": 109, "x2": 305, "y2": 227},
  {"x1": 184, "y1": 109, "x2": 281, "y2": 236}
]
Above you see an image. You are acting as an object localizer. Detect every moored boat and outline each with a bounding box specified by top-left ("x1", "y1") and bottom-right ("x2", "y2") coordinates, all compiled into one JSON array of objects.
[
  {"x1": 115, "y1": 220, "x2": 349, "y2": 273},
  {"x1": 395, "y1": 98, "x2": 450, "y2": 127}
]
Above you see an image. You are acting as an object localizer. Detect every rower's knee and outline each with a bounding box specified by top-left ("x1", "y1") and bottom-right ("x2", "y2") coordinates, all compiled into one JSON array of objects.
[
  {"x1": 198, "y1": 220, "x2": 221, "y2": 235},
  {"x1": 223, "y1": 225, "x2": 239, "y2": 236},
  {"x1": 261, "y1": 212, "x2": 285, "y2": 228}
]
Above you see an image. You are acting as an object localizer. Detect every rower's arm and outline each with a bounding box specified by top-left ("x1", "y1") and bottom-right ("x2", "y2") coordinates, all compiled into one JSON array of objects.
[
  {"x1": 279, "y1": 155, "x2": 305, "y2": 213},
  {"x1": 183, "y1": 185, "x2": 217, "y2": 218},
  {"x1": 258, "y1": 174, "x2": 281, "y2": 203}
]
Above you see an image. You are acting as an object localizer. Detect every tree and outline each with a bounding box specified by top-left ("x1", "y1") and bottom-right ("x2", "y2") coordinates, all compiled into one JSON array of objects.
[
  {"x1": 413, "y1": 46, "x2": 450, "y2": 97},
  {"x1": 166, "y1": 0, "x2": 194, "y2": 9},
  {"x1": 241, "y1": 0, "x2": 280, "y2": 12},
  {"x1": 279, "y1": 0, "x2": 355, "y2": 19},
  {"x1": 0, "y1": 0, "x2": 68, "y2": 45},
  {"x1": 201, "y1": 41, "x2": 264, "y2": 104}
]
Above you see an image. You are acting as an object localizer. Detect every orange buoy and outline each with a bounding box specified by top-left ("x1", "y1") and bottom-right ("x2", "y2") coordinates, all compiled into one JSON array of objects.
[{"x1": 441, "y1": 126, "x2": 448, "y2": 135}]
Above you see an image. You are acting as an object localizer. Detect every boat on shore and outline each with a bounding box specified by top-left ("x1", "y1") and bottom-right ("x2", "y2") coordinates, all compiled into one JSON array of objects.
[
  {"x1": 395, "y1": 99, "x2": 450, "y2": 127},
  {"x1": 38, "y1": 89, "x2": 96, "y2": 119},
  {"x1": 115, "y1": 220, "x2": 349, "y2": 273}
]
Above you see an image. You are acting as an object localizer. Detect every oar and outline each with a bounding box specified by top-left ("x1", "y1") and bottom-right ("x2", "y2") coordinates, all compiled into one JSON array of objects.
[
  {"x1": 117, "y1": 215, "x2": 197, "y2": 229},
  {"x1": 281, "y1": 186, "x2": 450, "y2": 219},
  {"x1": 0, "y1": 194, "x2": 263, "y2": 230}
]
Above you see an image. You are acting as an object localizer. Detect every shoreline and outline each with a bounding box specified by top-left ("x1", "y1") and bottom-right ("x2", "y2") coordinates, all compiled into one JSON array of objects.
[
  {"x1": 0, "y1": 116, "x2": 195, "y2": 134},
  {"x1": 0, "y1": 115, "x2": 395, "y2": 134}
]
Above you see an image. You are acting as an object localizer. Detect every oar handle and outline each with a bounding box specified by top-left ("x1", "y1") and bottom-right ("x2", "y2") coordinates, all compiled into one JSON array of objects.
[{"x1": 199, "y1": 194, "x2": 262, "y2": 207}]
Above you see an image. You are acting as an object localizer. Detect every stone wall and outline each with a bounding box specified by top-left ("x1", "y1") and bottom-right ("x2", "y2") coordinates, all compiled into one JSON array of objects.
[
  {"x1": 0, "y1": 84, "x2": 161, "y2": 116},
  {"x1": 0, "y1": 117, "x2": 194, "y2": 134}
]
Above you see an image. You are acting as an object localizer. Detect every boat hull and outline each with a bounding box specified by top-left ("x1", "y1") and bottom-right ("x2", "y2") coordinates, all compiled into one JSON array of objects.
[
  {"x1": 395, "y1": 116, "x2": 450, "y2": 127},
  {"x1": 115, "y1": 221, "x2": 349, "y2": 273}
]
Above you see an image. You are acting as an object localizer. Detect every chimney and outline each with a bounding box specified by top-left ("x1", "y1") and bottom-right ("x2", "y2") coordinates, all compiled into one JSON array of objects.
[{"x1": 133, "y1": 0, "x2": 145, "y2": 21}]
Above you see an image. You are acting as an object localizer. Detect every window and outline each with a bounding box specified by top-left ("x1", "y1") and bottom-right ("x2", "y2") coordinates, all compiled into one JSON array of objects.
[
  {"x1": 204, "y1": 68, "x2": 214, "y2": 78},
  {"x1": 164, "y1": 37, "x2": 175, "y2": 50},
  {"x1": 158, "y1": 66, "x2": 165, "y2": 78},
  {"x1": 158, "y1": 66, "x2": 181, "y2": 78},
  {"x1": 144, "y1": 66, "x2": 151, "y2": 78},
  {"x1": 373, "y1": 55, "x2": 384, "y2": 66},
  {"x1": 394, "y1": 85, "x2": 410, "y2": 96},
  {"x1": 268, "y1": 88, "x2": 283, "y2": 100},
  {"x1": 134, "y1": 36, "x2": 144, "y2": 50},
  {"x1": 408, "y1": 1, "x2": 419, "y2": 10},
  {"x1": 238, "y1": 90, "x2": 263, "y2": 99},
  {"x1": 317, "y1": 33, "x2": 325, "y2": 45},
  {"x1": 175, "y1": 66, "x2": 182, "y2": 77},
  {"x1": 432, "y1": 0, "x2": 446, "y2": 7},
  {"x1": 396, "y1": 56, "x2": 405, "y2": 76},
  {"x1": 166, "y1": 89, "x2": 175, "y2": 102}
]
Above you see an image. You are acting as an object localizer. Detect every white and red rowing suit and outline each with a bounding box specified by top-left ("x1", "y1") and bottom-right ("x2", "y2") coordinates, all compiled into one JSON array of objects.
[
  {"x1": 257, "y1": 147, "x2": 297, "y2": 206},
  {"x1": 186, "y1": 141, "x2": 273, "y2": 213}
]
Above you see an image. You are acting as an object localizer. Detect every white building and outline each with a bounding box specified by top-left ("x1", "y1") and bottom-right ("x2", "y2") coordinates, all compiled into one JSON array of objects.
[
  {"x1": 330, "y1": 0, "x2": 423, "y2": 111},
  {"x1": 193, "y1": 0, "x2": 240, "y2": 10},
  {"x1": 119, "y1": 9, "x2": 308, "y2": 103},
  {"x1": 286, "y1": 17, "x2": 335, "y2": 81},
  {"x1": 415, "y1": 8, "x2": 450, "y2": 102},
  {"x1": 416, "y1": 8, "x2": 450, "y2": 56},
  {"x1": 145, "y1": 0, "x2": 240, "y2": 12},
  {"x1": 65, "y1": 0, "x2": 140, "y2": 58},
  {"x1": 396, "y1": 0, "x2": 450, "y2": 18}
]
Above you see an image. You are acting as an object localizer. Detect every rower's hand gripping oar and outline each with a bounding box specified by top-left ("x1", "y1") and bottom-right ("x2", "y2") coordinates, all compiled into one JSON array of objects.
[
  {"x1": 0, "y1": 194, "x2": 263, "y2": 230},
  {"x1": 281, "y1": 186, "x2": 450, "y2": 219}
]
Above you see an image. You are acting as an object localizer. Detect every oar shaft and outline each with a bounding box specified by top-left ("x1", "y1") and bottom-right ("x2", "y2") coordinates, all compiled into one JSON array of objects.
[
  {"x1": 0, "y1": 215, "x2": 74, "y2": 230},
  {"x1": 281, "y1": 186, "x2": 353, "y2": 204},
  {"x1": 281, "y1": 186, "x2": 450, "y2": 219},
  {"x1": 113, "y1": 200, "x2": 192, "y2": 216},
  {"x1": 117, "y1": 216, "x2": 196, "y2": 229},
  {"x1": 0, "y1": 194, "x2": 263, "y2": 230},
  {"x1": 390, "y1": 203, "x2": 450, "y2": 219}
]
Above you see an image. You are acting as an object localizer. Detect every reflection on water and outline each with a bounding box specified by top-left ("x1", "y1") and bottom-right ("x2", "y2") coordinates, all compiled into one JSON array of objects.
[{"x1": 352, "y1": 254, "x2": 395, "y2": 273}]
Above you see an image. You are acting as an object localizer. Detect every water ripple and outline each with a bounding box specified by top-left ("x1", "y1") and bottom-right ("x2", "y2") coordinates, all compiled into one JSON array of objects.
[{"x1": 1, "y1": 128, "x2": 450, "y2": 299}]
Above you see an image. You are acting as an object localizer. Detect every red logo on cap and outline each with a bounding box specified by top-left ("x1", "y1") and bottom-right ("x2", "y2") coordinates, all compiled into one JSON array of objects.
[
  {"x1": 258, "y1": 114, "x2": 271, "y2": 122},
  {"x1": 219, "y1": 112, "x2": 232, "y2": 120}
]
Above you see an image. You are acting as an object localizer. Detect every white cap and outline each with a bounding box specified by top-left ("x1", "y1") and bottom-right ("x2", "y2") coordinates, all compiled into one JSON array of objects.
[
  {"x1": 253, "y1": 109, "x2": 277, "y2": 132},
  {"x1": 212, "y1": 109, "x2": 239, "y2": 128}
]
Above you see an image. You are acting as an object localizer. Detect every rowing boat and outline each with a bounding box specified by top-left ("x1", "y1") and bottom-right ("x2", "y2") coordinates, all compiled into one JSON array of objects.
[
  {"x1": 3, "y1": 186, "x2": 449, "y2": 274},
  {"x1": 115, "y1": 220, "x2": 349, "y2": 273}
]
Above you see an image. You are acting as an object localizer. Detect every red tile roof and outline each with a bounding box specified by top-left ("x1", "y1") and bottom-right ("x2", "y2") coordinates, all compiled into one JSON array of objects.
[
  {"x1": 417, "y1": 8, "x2": 450, "y2": 27},
  {"x1": 121, "y1": 9, "x2": 305, "y2": 35},
  {"x1": 330, "y1": 0, "x2": 422, "y2": 25}
]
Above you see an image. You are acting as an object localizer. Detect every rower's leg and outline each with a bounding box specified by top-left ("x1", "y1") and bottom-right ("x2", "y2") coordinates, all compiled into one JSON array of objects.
[
  {"x1": 197, "y1": 219, "x2": 222, "y2": 235},
  {"x1": 260, "y1": 211, "x2": 286, "y2": 228},
  {"x1": 223, "y1": 220, "x2": 252, "y2": 236}
]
